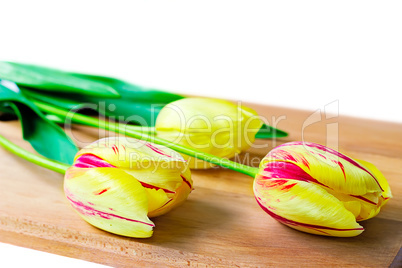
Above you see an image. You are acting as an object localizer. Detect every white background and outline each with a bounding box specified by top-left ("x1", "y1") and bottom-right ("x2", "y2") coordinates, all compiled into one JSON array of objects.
[
  {"x1": 0, "y1": 1, "x2": 401, "y2": 267},
  {"x1": 1, "y1": 1, "x2": 402, "y2": 123}
]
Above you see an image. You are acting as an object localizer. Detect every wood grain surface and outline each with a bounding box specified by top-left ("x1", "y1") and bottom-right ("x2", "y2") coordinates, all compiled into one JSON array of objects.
[{"x1": 0, "y1": 103, "x2": 401, "y2": 267}]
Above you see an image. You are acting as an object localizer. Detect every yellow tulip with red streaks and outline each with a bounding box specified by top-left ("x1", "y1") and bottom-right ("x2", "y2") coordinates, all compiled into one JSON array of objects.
[
  {"x1": 64, "y1": 137, "x2": 193, "y2": 238},
  {"x1": 253, "y1": 142, "x2": 392, "y2": 237},
  {"x1": 155, "y1": 97, "x2": 263, "y2": 169}
]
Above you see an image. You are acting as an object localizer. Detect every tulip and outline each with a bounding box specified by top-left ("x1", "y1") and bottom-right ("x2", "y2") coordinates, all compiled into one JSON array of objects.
[
  {"x1": 155, "y1": 97, "x2": 263, "y2": 169},
  {"x1": 64, "y1": 137, "x2": 193, "y2": 238},
  {"x1": 253, "y1": 141, "x2": 392, "y2": 237}
]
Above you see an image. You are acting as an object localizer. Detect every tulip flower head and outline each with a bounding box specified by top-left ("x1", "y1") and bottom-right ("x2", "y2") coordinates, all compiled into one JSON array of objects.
[
  {"x1": 253, "y1": 142, "x2": 392, "y2": 237},
  {"x1": 64, "y1": 137, "x2": 193, "y2": 238},
  {"x1": 155, "y1": 97, "x2": 263, "y2": 169}
]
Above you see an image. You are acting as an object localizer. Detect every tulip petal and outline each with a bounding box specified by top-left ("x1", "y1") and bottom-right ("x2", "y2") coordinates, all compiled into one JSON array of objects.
[
  {"x1": 356, "y1": 159, "x2": 392, "y2": 200},
  {"x1": 147, "y1": 168, "x2": 193, "y2": 218},
  {"x1": 65, "y1": 167, "x2": 154, "y2": 238},
  {"x1": 77, "y1": 137, "x2": 185, "y2": 169},
  {"x1": 123, "y1": 167, "x2": 184, "y2": 193},
  {"x1": 264, "y1": 142, "x2": 383, "y2": 196},
  {"x1": 147, "y1": 182, "x2": 190, "y2": 218},
  {"x1": 324, "y1": 188, "x2": 380, "y2": 220},
  {"x1": 144, "y1": 188, "x2": 170, "y2": 213},
  {"x1": 76, "y1": 137, "x2": 190, "y2": 193}
]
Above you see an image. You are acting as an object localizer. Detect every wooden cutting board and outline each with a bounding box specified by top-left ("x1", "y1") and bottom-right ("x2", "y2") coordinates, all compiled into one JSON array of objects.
[{"x1": 0, "y1": 103, "x2": 401, "y2": 267}]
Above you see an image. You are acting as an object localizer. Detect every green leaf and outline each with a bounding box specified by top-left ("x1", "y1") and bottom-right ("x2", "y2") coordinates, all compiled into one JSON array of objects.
[
  {"x1": 20, "y1": 72, "x2": 184, "y2": 126},
  {"x1": 0, "y1": 62, "x2": 120, "y2": 98},
  {"x1": 20, "y1": 87, "x2": 86, "y2": 110},
  {"x1": 255, "y1": 123, "x2": 288, "y2": 139},
  {"x1": 21, "y1": 86, "x2": 183, "y2": 126},
  {"x1": 0, "y1": 80, "x2": 78, "y2": 164},
  {"x1": 71, "y1": 73, "x2": 184, "y2": 102},
  {"x1": 71, "y1": 73, "x2": 184, "y2": 125}
]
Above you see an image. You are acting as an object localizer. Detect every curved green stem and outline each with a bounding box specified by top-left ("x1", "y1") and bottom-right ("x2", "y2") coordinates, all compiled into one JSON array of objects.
[
  {"x1": 34, "y1": 100, "x2": 259, "y2": 177},
  {"x1": 0, "y1": 134, "x2": 69, "y2": 174}
]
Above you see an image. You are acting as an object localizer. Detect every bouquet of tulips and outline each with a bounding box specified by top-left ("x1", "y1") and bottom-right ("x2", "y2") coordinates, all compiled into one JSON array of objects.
[{"x1": 0, "y1": 62, "x2": 392, "y2": 238}]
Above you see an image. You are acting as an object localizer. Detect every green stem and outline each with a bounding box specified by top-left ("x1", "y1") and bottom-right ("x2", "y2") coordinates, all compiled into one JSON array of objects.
[
  {"x1": 45, "y1": 114, "x2": 156, "y2": 135},
  {"x1": 34, "y1": 100, "x2": 259, "y2": 177},
  {"x1": 0, "y1": 134, "x2": 69, "y2": 174},
  {"x1": 125, "y1": 125, "x2": 155, "y2": 135}
]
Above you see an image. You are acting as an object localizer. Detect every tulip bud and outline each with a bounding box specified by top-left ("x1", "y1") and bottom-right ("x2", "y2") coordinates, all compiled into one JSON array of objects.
[
  {"x1": 253, "y1": 141, "x2": 392, "y2": 237},
  {"x1": 64, "y1": 137, "x2": 193, "y2": 238},
  {"x1": 155, "y1": 97, "x2": 263, "y2": 169}
]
